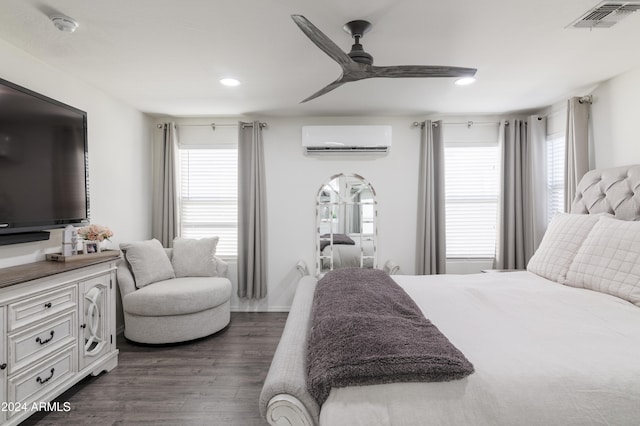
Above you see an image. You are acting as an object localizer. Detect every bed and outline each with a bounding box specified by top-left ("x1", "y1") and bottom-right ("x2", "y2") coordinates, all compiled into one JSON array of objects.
[
  {"x1": 320, "y1": 234, "x2": 375, "y2": 269},
  {"x1": 260, "y1": 165, "x2": 640, "y2": 426}
]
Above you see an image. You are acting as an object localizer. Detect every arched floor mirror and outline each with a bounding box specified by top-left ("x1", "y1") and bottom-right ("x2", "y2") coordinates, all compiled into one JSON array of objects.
[{"x1": 316, "y1": 173, "x2": 377, "y2": 276}]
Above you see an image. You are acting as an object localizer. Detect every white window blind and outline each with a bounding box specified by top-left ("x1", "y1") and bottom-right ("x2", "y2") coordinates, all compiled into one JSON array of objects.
[
  {"x1": 179, "y1": 147, "x2": 238, "y2": 257},
  {"x1": 546, "y1": 136, "x2": 565, "y2": 221},
  {"x1": 444, "y1": 142, "x2": 500, "y2": 258}
]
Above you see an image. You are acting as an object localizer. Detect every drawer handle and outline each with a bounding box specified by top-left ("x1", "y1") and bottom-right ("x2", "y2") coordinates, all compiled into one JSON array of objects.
[
  {"x1": 0, "y1": 363, "x2": 6, "y2": 370},
  {"x1": 35, "y1": 330, "x2": 55, "y2": 345},
  {"x1": 44, "y1": 302, "x2": 52, "y2": 308},
  {"x1": 36, "y1": 368, "x2": 55, "y2": 385}
]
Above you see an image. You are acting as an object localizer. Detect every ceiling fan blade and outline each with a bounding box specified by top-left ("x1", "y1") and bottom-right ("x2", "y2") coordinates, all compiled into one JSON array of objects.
[
  {"x1": 291, "y1": 15, "x2": 353, "y2": 68},
  {"x1": 369, "y1": 65, "x2": 477, "y2": 78},
  {"x1": 300, "y1": 78, "x2": 347, "y2": 103}
]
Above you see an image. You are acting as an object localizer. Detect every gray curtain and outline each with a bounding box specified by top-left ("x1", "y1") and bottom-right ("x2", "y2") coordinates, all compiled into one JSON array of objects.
[
  {"x1": 496, "y1": 119, "x2": 527, "y2": 269},
  {"x1": 238, "y1": 121, "x2": 267, "y2": 299},
  {"x1": 349, "y1": 191, "x2": 361, "y2": 234},
  {"x1": 416, "y1": 120, "x2": 446, "y2": 274},
  {"x1": 496, "y1": 117, "x2": 548, "y2": 269},
  {"x1": 151, "y1": 122, "x2": 180, "y2": 247},
  {"x1": 526, "y1": 115, "x2": 548, "y2": 253},
  {"x1": 564, "y1": 97, "x2": 590, "y2": 211}
]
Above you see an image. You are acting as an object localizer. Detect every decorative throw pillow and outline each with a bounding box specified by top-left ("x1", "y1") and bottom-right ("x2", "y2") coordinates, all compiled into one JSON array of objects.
[
  {"x1": 526, "y1": 213, "x2": 601, "y2": 283},
  {"x1": 171, "y1": 237, "x2": 220, "y2": 278},
  {"x1": 215, "y1": 257, "x2": 229, "y2": 278},
  {"x1": 565, "y1": 216, "x2": 640, "y2": 306},
  {"x1": 120, "y1": 239, "x2": 175, "y2": 288}
]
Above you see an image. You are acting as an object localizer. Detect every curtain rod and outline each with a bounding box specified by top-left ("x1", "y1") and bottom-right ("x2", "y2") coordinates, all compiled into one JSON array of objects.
[
  {"x1": 412, "y1": 120, "x2": 504, "y2": 128},
  {"x1": 442, "y1": 121, "x2": 501, "y2": 126},
  {"x1": 578, "y1": 95, "x2": 593, "y2": 104},
  {"x1": 413, "y1": 121, "x2": 443, "y2": 128},
  {"x1": 156, "y1": 122, "x2": 268, "y2": 129}
]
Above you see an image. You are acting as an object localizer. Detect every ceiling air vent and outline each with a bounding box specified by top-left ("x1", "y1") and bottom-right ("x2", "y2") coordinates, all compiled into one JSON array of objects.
[{"x1": 568, "y1": 1, "x2": 640, "y2": 28}]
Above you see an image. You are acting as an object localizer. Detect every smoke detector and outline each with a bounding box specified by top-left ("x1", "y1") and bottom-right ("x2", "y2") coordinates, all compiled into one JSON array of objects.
[
  {"x1": 568, "y1": 1, "x2": 640, "y2": 28},
  {"x1": 50, "y1": 14, "x2": 79, "y2": 33}
]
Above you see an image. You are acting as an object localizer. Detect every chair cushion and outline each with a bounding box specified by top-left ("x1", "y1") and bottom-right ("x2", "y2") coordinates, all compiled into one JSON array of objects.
[
  {"x1": 124, "y1": 277, "x2": 231, "y2": 317},
  {"x1": 120, "y1": 239, "x2": 175, "y2": 288},
  {"x1": 171, "y1": 237, "x2": 220, "y2": 277}
]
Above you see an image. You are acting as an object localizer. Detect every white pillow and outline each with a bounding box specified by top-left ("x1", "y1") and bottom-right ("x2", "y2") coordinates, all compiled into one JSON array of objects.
[
  {"x1": 171, "y1": 237, "x2": 220, "y2": 278},
  {"x1": 527, "y1": 213, "x2": 601, "y2": 283},
  {"x1": 565, "y1": 216, "x2": 640, "y2": 306},
  {"x1": 120, "y1": 239, "x2": 175, "y2": 288}
]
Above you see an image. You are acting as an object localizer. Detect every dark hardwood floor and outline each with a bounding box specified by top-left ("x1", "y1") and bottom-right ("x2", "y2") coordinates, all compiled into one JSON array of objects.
[{"x1": 23, "y1": 312, "x2": 288, "y2": 426}]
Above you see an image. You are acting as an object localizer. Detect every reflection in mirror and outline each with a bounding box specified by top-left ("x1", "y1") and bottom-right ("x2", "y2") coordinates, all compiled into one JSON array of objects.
[{"x1": 316, "y1": 173, "x2": 377, "y2": 275}]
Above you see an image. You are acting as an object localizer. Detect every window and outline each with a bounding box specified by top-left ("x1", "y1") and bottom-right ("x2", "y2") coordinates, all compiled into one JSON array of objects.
[
  {"x1": 360, "y1": 202, "x2": 375, "y2": 235},
  {"x1": 546, "y1": 136, "x2": 565, "y2": 222},
  {"x1": 178, "y1": 146, "x2": 238, "y2": 257},
  {"x1": 444, "y1": 138, "x2": 500, "y2": 259}
]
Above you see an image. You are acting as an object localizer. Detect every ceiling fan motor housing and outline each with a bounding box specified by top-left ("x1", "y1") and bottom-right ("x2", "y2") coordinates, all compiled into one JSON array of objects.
[
  {"x1": 343, "y1": 19, "x2": 372, "y2": 38},
  {"x1": 344, "y1": 20, "x2": 374, "y2": 64},
  {"x1": 349, "y1": 42, "x2": 373, "y2": 65}
]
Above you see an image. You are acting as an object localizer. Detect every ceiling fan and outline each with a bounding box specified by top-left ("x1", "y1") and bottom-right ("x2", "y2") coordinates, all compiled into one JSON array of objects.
[{"x1": 291, "y1": 15, "x2": 477, "y2": 103}]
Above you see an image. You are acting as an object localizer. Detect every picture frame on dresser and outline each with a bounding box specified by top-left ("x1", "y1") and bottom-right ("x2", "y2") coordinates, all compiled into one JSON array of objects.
[{"x1": 84, "y1": 242, "x2": 99, "y2": 254}]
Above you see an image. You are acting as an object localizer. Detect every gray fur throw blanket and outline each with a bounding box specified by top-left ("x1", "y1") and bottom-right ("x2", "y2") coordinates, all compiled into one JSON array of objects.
[
  {"x1": 307, "y1": 268, "x2": 474, "y2": 405},
  {"x1": 319, "y1": 233, "x2": 356, "y2": 251}
]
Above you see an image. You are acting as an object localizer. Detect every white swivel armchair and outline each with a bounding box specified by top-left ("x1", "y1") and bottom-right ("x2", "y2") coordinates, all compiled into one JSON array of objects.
[{"x1": 116, "y1": 238, "x2": 232, "y2": 344}]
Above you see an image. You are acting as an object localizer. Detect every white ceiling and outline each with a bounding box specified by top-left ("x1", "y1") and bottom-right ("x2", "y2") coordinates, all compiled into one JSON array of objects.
[{"x1": 1, "y1": 0, "x2": 639, "y2": 117}]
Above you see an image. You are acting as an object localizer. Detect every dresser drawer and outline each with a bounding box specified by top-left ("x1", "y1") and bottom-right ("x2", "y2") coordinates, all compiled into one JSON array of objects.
[
  {"x1": 8, "y1": 312, "x2": 77, "y2": 374},
  {"x1": 7, "y1": 346, "x2": 76, "y2": 418},
  {"x1": 8, "y1": 285, "x2": 77, "y2": 331}
]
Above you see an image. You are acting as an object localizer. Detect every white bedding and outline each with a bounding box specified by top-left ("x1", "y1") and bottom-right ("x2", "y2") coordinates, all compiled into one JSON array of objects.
[
  {"x1": 321, "y1": 240, "x2": 374, "y2": 269},
  {"x1": 320, "y1": 271, "x2": 640, "y2": 426}
]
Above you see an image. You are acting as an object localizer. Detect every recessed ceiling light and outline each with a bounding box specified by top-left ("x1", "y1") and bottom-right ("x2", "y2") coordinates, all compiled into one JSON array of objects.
[
  {"x1": 220, "y1": 78, "x2": 241, "y2": 87},
  {"x1": 454, "y1": 77, "x2": 476, "y2": 86},
  {"x1": 50, "y1": 14, "x2": 79, "y2": 33}
]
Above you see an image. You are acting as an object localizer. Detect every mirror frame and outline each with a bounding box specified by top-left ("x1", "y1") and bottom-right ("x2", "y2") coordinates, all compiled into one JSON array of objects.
[{"x1": 315, "y1": 172, "x2": 378, "y2": 276}]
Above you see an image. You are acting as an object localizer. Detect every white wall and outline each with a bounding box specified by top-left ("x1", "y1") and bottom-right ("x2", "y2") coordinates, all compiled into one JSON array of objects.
[
  {"x1": 155, "y1": 116, "x2": 421, "y2": 310},
  {"x1": 167, "y1": 116, "x2": 423, "y2": 311},
  {"x1": 0, "y1": 38, "x2": 153, "y2": 268},
  {"x1": 591, "y1": 65, "x2": 640, "y2": 168},
  {"x1": 253, "y1": 116, "x2": 422, "y2": 311},
  {"x1": 166, "y1": 117, "x2": 423, "y2": 311}
]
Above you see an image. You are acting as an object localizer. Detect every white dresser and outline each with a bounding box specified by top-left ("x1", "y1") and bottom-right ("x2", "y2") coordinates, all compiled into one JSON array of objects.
[{"x1": 0, "y1": 256, "x2": 119, "y2": 425}]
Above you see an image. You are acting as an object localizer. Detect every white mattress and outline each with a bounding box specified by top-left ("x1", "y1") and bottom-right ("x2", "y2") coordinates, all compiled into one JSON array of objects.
[{"x1": 320, "y1": 271, "x2": 640, "y2": 426}]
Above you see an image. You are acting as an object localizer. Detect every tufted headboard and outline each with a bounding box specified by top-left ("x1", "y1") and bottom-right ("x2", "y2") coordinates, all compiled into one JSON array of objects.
[{"x1": 571, "y1": 164, "x2": 640, "y2": 220}]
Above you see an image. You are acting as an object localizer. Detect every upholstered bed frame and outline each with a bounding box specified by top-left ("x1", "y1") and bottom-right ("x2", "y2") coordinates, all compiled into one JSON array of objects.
[
  {"x1": 571, "y1": 164, "x2": 640, "y2": 219},
  {"x1": 259, "y1": 164, "x2": 640, "y2": 426}
]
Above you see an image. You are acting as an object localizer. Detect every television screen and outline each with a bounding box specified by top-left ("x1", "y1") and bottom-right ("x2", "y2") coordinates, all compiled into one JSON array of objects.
[{"x1": 0, "y1": 78, "x2": 89, "y2": 239}]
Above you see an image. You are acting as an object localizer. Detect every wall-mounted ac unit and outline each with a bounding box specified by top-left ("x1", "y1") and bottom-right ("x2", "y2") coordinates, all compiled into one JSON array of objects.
[{"x1": 302, "y1": 125, "x2": 392, "y2": 154}]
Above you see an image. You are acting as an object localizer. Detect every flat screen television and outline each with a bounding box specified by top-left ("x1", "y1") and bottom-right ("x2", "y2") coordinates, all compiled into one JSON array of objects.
[{"x1": 0, "y1": 77, "x2": 89, "y2": 246}]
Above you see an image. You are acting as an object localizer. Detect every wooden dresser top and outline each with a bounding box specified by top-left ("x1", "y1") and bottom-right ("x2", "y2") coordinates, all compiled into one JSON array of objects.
[{"x1": 0, "y1": 252, "x2": 120, "y2": 289}]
